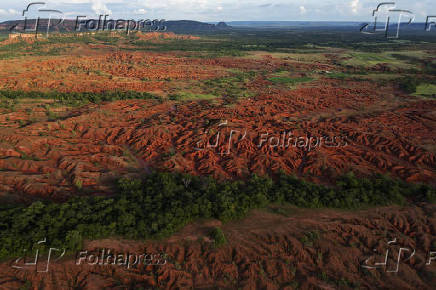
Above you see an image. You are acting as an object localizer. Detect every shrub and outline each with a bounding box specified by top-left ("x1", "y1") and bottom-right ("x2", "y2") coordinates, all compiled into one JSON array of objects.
[
  {"x1": 398, "y1": 76, "x2": 419, "y2": 94},
  {"x1": 210, "y1": 227, "x2": 227, "y2": 248}
]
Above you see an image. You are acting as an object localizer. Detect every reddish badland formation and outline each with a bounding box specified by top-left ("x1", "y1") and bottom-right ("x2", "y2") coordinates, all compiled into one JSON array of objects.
[
  {"x1": 0, "y1": 77, "x2": 434, "y2": 200},
  {"x1": 0, "y1": 38, "x2": 435, "y2": 289},
  {"x1": 0, "y1": 50, "x2": 435, "y2": 200},
  {"x1": 0, "y1": 204, "x2": 435, "y2": 289}
]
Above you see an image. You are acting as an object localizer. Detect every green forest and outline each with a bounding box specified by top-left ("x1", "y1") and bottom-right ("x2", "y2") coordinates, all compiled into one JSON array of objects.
[{"x1": 0, "y1": 171, "x2": 434, "y2": 259}]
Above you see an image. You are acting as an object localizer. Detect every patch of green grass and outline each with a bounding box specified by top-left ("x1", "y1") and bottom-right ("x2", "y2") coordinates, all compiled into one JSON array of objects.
[
  {"x1": 46, "y1": 109, "x2": 60, "y2": 121},
  {"x1": 0, "y1": 98, "x2": 16, "y2": 111},
  {"x1": 168, "y1": 92, "x2": 217, "y2": 101},
  {"x1": 413, "y1": 83, "x2": 436, "y2": 97},
  {"x1": 325, "y1": 72, "x2": 351, "y2": 79},
  {"x1": 300, "y1": 230, "x2": 320, "y2": 247},
  {"x1": 74, "y1": 179, "x2": 83, "y2": 190},
  {"x1": 268, "y1": 76, "x2": 313, "y2": 85},
  {"x1": 201, "y1": 71, "x2": 256, "y2": 101},
  {"x1": 342, "y1": 52, "x2": 415, "y2": 70}
]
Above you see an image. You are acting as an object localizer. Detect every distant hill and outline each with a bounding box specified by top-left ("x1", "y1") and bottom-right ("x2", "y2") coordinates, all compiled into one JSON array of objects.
[
  {"x1": 0, "y1": 19, "x2": 231, "y2": 34},
  {"x1": 218, "y1": 21, "x2": 431, "y2": 32},
  {"x1": 225, "y1": 21, "x2": 363, "y2": 28}
]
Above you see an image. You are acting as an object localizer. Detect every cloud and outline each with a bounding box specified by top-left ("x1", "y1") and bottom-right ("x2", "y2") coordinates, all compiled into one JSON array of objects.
[
  {"x1": 91, "y1": 0, "x2": 112, "y2": 15},
  {"x1": 0, "y1": 0, "x2": 434, "y2": 21},
  {"x1": 350, "y1": 0, "x2": 360, "y2": 14},
  {"x1": 0, "y1": 8, "x2": 19, "y2": 16},
  {"x1": 134, "y1": 8, "x2": 147, "y2": 15}
]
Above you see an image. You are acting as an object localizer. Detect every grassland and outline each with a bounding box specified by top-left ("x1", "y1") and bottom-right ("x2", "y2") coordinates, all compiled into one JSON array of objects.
[
  {"x1": 414, "y1": 83, "x2": 436, "y2": 97},
  {"x1": 341, "y1": 51, "x2": 419, "y2": 70}
]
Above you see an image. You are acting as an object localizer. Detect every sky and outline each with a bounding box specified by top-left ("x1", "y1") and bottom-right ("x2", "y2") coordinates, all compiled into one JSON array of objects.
[{"x1": 0, "y1": 0, "x2": 434, "y2": 22}]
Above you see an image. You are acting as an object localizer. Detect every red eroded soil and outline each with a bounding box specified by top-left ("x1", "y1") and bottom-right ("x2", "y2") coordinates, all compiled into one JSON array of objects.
[
  {"x1": 0, "y1": 50, "x2": 294, "y2": 93},
  {"x1": 1, "y1": 204, "x2": 435, "y2": 289},
  {"x1": 0, "y1": 50, "x2": 435, "y2": 200},
  {"x1": 0, "y1": 80, "x2": 435, "y2": 200}
]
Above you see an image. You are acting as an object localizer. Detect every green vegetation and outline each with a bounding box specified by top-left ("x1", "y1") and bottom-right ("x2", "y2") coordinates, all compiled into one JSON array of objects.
[
  {"x1": 0, "y1": 171, "x2": 434, "y2": 259},
  {"x1": 168, "y1": 92, "x2": 217, "y2": 101},
  {"x1": 0, "y1": 99, "x2": 16, "y2": 111},
  {"x1": 132, "y1": 38, "x2": 246, "y2": 57},
  {"x1": 300, "y1": 231, "x2": 320, "y2": 247},
  {"x1": 325, "y1": 72, "x2": 352, "y2": 79},
  {"x1": 202, "y1": 71, "x2": 256, "y2": 100},
  {"x1": 209, "y1": 227, "x2": 227, "y2": 248},
  {"x1": 341, "y1": 51, "x2": 416, "y2": 70},
  {"x1": 413, "y1": 83, "x2": 436, "y2": 97},
  {"x1": 268, "y1": 76, "x2": 313, "y2": 86},
  {"x1": 0, "y1": 90, "x2": 160, "y2": 106},
  {"x1": 0, "y1": 34, "x2": 97, "y2": 59},
  {"x1": 0, "y1": 40, "x2": 30, "y2": 59},
  {"x1": 130, "y1": 29, "x2": 436, "y2": 54},
  {"x1": 398, "y1": 76, "x2": 419, "y2": 94},
  {"x1": 1, "y1": 29, "x2": 435, "y2": 61}
]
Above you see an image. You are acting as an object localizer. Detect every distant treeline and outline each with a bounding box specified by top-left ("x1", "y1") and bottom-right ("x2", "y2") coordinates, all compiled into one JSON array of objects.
[
  {"x1": 0, "y1": 172, "x2": 434, "y2": 259},
  {"x1": 132, "y1": 28, "x2": 436, "y2": 53},
  {"x1": 0, "y1": 90, "x2": 160, "y2": 106}
]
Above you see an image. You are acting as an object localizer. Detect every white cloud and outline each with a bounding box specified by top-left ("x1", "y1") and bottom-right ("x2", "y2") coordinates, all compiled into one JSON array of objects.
[
  {"x1": 299, "y1": 6, "x2": 306, "y2": 15},
  {"x1": 91, "y1": 0, "x2": 112, "y2": 15},
  {"x1": 8, "y1": 9, "x2": 19, "y2": 15},
  {"x1": 350, "y1": 0, "x2": 360, "y2": 14},
  {"x1": 0, "y1": 8, "x2": 19, "y2": 16},
  {"x1": 134, "y1": 8, "x2": 147, "y2": 15}
]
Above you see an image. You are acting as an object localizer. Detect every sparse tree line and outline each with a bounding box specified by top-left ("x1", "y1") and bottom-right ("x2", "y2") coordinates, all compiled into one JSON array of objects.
[{"x1": 0, "y1": 90, "x2": 160, "y2": 106}]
